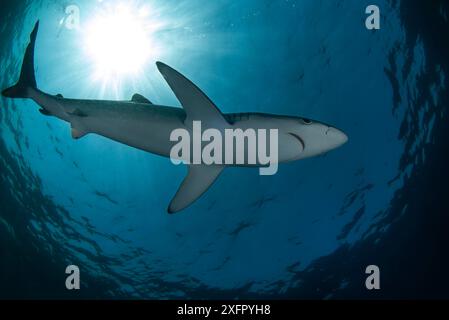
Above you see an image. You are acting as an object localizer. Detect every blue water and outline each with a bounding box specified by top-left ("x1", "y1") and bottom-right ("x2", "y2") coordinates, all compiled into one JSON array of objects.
[{"x1": 1, "y1": 0, "x2": 448, "y2": 299}]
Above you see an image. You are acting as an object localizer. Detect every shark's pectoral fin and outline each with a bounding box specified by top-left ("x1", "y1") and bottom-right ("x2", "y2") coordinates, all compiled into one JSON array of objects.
[
  {"x1": 131, "y1": 93, "x2": 153, "y2": 104},
  {"x1": 156, "y1": 62, "x2": 229, "y2": 129},
  {"x1": 168, "y1": 165, "x2": 224, "y2": 214}
]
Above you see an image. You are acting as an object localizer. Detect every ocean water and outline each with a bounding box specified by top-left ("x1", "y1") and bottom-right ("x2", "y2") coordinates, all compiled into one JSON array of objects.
[{"x1": 0, "y1": 0, "x2": 448, "y2": 299}]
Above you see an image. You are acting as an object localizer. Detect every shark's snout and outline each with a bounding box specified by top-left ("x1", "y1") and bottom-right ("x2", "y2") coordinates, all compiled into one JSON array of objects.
[{"x1": 325, "y1": 126, "x2": 348, "y2": 148}]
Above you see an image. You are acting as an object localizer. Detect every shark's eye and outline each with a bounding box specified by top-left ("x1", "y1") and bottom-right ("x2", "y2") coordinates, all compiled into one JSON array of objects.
[{"x1": 302, "y1": 118, "x2": 312, "y2": 125}]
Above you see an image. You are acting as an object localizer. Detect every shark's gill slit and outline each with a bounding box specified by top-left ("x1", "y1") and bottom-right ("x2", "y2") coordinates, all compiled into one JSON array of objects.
[{"x1": 289, "y1": 132, "x2": 305, "y2": 152}]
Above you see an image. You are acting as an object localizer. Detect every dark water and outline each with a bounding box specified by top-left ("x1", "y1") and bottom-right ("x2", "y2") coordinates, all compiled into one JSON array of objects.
[{"x1": 0, "y1": 0, "x2": 448, "y2": 299}]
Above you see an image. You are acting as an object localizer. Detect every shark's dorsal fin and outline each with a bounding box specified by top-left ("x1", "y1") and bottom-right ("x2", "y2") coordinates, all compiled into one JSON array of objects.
[
  {"x1": 168, "y1": 165, "x2": 224, "y2": 213},
  {"x1": 131, "y1": 93, "x2": 153, "y2": 104},
  {"x1": 55, "y1": 94, "x2": 63, "y2": 98},
  {"x1": 156, "y1": 62, "x2": 229, "y2": 129}
]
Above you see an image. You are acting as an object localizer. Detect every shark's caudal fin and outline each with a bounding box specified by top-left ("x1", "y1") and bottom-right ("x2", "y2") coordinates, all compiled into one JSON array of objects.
[{"x1": 2, "y1": 21, "x2": 39, "y2": 98}]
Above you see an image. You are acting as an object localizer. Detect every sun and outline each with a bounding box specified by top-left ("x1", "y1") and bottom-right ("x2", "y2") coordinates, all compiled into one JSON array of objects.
[{"x1": 83, "y1": 4, "x2": 158, "y2": 84}]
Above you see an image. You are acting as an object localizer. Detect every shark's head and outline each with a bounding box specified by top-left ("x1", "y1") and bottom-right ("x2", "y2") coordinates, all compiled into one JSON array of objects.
[{"x1": 287, "y1": 117, "x2": 348, "y2": 159}]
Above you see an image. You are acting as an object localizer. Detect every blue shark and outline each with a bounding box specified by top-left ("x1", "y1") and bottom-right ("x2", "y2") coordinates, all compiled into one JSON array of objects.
[{"x1": 2, "y1": 22, "x2": 348, "y2": 213}]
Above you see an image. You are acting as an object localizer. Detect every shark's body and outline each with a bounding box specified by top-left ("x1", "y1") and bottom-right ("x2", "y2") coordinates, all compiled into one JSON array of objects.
[{"x1": 2, "y1": 22, "x2": 348, "y2": 213}]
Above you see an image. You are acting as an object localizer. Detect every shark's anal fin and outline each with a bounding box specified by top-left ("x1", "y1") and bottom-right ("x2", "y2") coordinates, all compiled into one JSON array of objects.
[
  {"x1": 156, "y1": 62, "x2": 229, "y2": 129},
  {"x1": 68, "y1": 109, "x2": 89, "y2": 139},
  {"x1": 71, "y1": 127, "x2": 88, "y2": 140},
  {"x1": 131, "y1": 93, "x2": 153, "y2": 104},
  {"x1": 168, "y1": 165, "x2": 224, "y2": 214}
]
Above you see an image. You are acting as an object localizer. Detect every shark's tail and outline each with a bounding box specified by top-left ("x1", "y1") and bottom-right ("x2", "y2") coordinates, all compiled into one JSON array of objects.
[{"x1": 2, "y1": 21, "x2": 39, "y2": 99}]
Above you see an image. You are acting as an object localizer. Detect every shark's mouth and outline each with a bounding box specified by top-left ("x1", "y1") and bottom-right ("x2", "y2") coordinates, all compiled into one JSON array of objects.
[{"x1": 288, "y1": 132, "x2": 305, "y2": 152}]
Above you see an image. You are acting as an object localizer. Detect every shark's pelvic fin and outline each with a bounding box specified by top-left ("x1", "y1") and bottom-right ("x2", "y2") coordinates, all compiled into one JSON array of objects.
[
  {"x1": 156, "y1": 61, "x2": 229, "y2": 129},
  {"x1": 168, "y1": 165, "x2": 224, "y2": 214},
  {"x1": 131, "y1": 93, "x2": 153, "y2": 104},
  {"x1": 39, "y1": 108, "x2": 52, "y2": 116}
]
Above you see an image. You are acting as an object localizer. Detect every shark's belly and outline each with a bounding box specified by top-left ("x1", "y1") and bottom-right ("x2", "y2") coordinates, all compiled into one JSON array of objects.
[
  {"x1": 83, "y1": 110, "x2": 186, "y2": 158},
  {"x1": 80, "y1": 109, "x2": 303, "y2": 165}
]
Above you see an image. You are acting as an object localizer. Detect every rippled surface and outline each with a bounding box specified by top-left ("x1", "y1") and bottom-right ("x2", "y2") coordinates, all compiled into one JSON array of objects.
[{"x1": 1, "y1": 0, "x2": 448, "y2": 299}]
